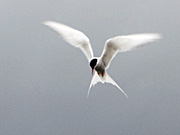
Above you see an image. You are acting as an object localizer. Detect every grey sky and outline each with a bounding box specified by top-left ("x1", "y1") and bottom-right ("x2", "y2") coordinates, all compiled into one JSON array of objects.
[{"x1": 0, "y1": 0, "x2": 180, "y2": 135}]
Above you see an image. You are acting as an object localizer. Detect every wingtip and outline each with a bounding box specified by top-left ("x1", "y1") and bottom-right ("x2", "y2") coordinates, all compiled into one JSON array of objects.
[
  {"x1": 42, "y1": 20, "x2": 59, "y2": 26},
  {"x1": 42, "y1": 20, "x2": 51, "y2": 26},
  {"x1": 144, "y1": 33, "x2": 162, "y2": 40},
  {"x1": 154, "y1": 33, "x2": 163, "y2": 40},
  {"x1": 143, "y1": 33, "x2": 163, "y2": 43}
]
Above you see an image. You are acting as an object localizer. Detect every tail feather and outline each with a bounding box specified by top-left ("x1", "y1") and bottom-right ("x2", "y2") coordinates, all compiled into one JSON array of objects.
[
  {"x1": 87, "y1": 72, "x2": 128, "y2": 98},
  {"x1": 105, "y1": 72, "x2": 128, "y2": 98},
  {"x1": 88, "y1": 72, "x2": 102, "y2": 97}
]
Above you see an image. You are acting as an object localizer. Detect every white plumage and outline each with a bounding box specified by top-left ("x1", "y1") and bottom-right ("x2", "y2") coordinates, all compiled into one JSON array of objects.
[{"x1": 43, "y1": 21, "x2": 162, "y2": 98}]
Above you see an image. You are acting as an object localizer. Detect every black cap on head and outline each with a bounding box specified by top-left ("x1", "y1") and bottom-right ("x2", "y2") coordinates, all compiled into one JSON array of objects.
[{"x1": 90, "y1": 58, "x2": 97, "y2": 69}]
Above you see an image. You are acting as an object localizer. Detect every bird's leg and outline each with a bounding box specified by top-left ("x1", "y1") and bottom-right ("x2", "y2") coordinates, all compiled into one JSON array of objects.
[
  {"x1": 97, "y1": 72, "x2": 104, "y2": 77},
  {"x1": 102, "y1": 71, "x2": 104, "y2": 77}
]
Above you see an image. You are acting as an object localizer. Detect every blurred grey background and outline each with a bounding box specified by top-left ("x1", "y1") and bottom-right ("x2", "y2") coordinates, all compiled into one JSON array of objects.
[{"x1": 0, "y1": 0, "x2": 180, "y2": 135}]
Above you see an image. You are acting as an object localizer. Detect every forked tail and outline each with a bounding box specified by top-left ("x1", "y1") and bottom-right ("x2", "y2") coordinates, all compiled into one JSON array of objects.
[{"x1": 87, "y1": 72, "x2": 128, "y2": 98}]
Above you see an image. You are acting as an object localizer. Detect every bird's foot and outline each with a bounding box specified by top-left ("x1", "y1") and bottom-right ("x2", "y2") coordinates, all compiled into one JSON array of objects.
[
  {"x1": 97, "y1": 72, "x2": 104, "y2": 77},
  {"x1": 102, "y1": 72, "x2": 104, "y2": 77}
]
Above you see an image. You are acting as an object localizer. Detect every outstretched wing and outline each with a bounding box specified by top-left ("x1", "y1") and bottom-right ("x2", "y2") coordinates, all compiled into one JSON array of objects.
[
  {"x1": 43, "y1": 21, "x2": 94, "y2": 61},
  {"x1": 100, "y1": 33, "x2": 162, "y2": 68}
]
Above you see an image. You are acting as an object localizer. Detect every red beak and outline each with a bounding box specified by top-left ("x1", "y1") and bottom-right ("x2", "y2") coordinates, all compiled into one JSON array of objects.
[{"x1": 92, "y1": 69, "x2": 94, "y2": 75}]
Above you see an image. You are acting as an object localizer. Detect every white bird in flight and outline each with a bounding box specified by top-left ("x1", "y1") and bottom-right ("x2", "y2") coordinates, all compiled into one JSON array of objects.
[{"x1": 43, "y1": 21, "x2": 161, "y2": 98}]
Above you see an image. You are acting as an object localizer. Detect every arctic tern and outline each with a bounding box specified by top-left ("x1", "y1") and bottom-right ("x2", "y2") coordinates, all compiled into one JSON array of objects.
[{"x1": 43, "y1": 21, "x2": 161, "y2": 98}]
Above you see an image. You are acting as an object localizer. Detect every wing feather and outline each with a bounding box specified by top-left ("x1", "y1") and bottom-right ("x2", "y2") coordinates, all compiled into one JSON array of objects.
[
  {"x1": 100, "y1": 33, "x2": 162, "y2": 68},
  {"x1": 43, "y1": 21, "x2": 93, "y2": 61}
]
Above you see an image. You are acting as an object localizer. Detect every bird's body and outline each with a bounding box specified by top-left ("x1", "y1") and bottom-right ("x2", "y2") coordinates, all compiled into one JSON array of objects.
[
  {"x1": 95, "y1": 61, "x2": 105, "y2": 77},
  {"x1": 43, "y1": 21, "x2": 161, "y2": 97}
]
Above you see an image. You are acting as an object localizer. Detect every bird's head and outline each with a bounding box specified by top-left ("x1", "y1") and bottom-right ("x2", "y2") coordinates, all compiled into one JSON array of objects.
[{"x1": 90, "y1": 58, "x2": 97, "y2": 75}]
